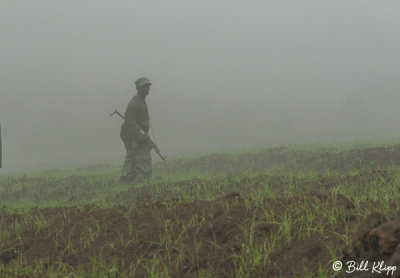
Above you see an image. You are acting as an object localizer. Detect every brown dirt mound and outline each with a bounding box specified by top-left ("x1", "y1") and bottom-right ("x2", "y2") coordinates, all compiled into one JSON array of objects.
[{"x1": 338, "y1": 213, "x2": 400, "y2": 277}]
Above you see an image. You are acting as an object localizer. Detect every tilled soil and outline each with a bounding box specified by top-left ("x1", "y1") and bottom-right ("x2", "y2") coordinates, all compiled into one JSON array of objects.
[
  {"x1": 2, "y1": 145, "x2": 400, "y2": 277},
  {"x1": 1, "y1": 192, "x2": 362, "y2": 277}
]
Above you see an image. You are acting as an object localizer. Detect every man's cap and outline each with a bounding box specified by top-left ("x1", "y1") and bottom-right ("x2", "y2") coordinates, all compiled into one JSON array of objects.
[{"x1": 135, "y1": 77, "x2": 152, "y2": 87}]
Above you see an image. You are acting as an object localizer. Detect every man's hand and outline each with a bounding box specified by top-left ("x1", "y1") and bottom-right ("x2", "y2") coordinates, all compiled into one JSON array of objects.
[
  {"x1": 140, "y1": 134, "x2": 157, "y2": 149},
  {"x1": 140, "y1": 134, "x2": 150, "y2": 142},
  {"x1": 139, "y1": 134, "x2": 152, "y2": 148}
]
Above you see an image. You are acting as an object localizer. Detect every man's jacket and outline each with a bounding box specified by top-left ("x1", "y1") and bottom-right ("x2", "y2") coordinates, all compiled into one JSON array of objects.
[{"x1": 120, "y1": 94, "x2": 150, "y2": 147}]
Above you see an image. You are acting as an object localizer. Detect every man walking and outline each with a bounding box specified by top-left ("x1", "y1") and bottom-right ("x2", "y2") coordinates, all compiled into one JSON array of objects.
[{"x1": 120, "y1": 77, "x2": 152, "y2": 184}]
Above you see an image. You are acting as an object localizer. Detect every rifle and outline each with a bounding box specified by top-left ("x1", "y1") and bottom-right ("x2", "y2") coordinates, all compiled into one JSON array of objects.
[{"x1": 110, "y1": 109, "x2": 167, "y2": 161}]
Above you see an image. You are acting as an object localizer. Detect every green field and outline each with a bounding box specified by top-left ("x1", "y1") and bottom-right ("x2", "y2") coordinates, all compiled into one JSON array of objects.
[{"x1": 1, "y1": 142, "x2": 400, "y2": 277}]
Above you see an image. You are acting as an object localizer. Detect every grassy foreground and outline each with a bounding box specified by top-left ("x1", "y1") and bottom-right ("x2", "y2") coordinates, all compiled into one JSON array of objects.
[{"x1": 1, "y1": 143, "x2": 400, "y2": 277}]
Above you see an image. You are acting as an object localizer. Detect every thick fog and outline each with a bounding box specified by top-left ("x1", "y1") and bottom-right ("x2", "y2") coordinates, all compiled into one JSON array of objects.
[{"x1": 1, "y1": 1, "x2": 399, "y2": 171}]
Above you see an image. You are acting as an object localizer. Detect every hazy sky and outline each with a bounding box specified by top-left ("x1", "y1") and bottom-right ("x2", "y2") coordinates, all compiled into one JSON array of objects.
[{"x1": 1, "y1": 1, "x2": 400, "y2": 170}]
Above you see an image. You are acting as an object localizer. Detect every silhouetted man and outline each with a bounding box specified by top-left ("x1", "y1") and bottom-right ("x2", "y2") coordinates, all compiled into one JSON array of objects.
[{"x1": 119, "y1": 77, "x2": 152, "y2": 184}]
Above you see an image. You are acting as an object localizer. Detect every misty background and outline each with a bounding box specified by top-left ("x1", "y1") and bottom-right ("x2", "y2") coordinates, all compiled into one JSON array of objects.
[{"x1": 1, "y1": 1, "x2": 399, "y2": 171}]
